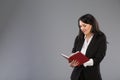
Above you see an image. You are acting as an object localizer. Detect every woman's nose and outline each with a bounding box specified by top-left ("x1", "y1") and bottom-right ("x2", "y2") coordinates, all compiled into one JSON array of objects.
[{"x1": 80, "y1": 26, "x2": 84, "y2": 30}]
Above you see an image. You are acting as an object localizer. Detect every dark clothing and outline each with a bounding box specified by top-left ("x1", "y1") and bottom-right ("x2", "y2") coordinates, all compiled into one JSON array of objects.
[{"x1": 71, "y1": 32, "x2": 107, "y2": 80}]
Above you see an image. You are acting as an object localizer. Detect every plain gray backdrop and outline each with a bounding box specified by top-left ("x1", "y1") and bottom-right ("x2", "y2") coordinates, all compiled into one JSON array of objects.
[{"x1": 0, "y1": 0, "x2": 120, "y2": 80}]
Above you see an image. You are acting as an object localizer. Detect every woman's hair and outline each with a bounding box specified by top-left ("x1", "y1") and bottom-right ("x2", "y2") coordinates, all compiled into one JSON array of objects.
[{"x1": 77, "y1": 14, "x2": 104, "y2": 39}]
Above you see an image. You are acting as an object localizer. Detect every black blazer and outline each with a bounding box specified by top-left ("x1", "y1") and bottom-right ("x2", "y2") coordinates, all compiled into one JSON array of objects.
[{"x1": 71, "y1": 32, "x2": 107, "y2": 80}]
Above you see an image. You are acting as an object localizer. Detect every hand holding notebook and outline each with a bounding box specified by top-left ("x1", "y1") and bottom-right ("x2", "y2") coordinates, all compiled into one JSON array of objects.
[{"x1": 61, "y1": 51, "x2": 89, "y2": 66}]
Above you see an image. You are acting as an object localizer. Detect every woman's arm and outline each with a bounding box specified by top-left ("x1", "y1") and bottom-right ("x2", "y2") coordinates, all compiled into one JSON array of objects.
[
  {"x1": 93, "y1": 35, "x2": 107, "y2": 66},
  {"x1": 72, "y1": 36, "x2": 79, "y2": 53}
]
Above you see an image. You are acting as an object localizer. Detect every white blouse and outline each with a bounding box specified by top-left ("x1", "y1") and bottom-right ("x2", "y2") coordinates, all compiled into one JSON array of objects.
[{"x1": 81, "y1": 35, "x2": 94, "y2": 55}]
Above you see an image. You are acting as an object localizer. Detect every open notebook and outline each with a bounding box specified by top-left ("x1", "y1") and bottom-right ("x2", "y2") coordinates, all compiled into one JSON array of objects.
[{"x1": 61, "y1": 51, "x2": 89, "y2": 66}]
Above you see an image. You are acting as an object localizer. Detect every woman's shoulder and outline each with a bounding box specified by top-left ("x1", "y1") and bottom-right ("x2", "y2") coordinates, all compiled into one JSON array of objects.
[
  {"x1": 75, "y1": 34, "x2": 84, "y2": 41},
  {"x1": 94, "y1": 31, "x2": 107, "y2": 42},
  {"x1": 95, "y1": 31, "x2": 106, "y2": 38}
]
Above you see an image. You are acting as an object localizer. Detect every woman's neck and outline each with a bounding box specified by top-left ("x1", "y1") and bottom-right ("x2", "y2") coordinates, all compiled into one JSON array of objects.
[{"x1": 85, "y1": 33, "x2": 93, "y2": 41}]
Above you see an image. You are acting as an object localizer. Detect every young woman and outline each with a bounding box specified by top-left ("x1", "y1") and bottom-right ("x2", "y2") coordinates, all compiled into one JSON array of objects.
[{"x1": 70, "y1": 14, "x2": 107, "y2": 80}]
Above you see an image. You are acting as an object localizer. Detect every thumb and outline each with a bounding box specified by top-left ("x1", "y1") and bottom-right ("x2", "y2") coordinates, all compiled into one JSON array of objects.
[{"x1": 75, "y1": 51, "x2": 80, "y2": 53}]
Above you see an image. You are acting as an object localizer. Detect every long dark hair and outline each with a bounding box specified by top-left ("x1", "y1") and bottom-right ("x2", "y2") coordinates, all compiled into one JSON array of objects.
[{"x1": 78, "y1": 14, "x2": 104, "y2": 39}]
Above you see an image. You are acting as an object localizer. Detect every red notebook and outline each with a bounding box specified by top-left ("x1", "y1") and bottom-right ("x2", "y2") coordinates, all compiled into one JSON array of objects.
[{"x1": 61, "y1": 51, "x2": 89, "y2": 66}]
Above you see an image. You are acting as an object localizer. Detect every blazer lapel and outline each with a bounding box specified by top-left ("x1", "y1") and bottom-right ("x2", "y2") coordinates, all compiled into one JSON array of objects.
[
  {"x1": 85, "y1": 35, "x2": 96, "y2": 57},
  {"x1": 78, "y1": 39, "x2": 84, "y2": 51}
]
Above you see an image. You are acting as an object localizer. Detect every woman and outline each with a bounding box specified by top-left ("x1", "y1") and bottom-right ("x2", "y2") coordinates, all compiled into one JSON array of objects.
[{"x1": 70, "y1": 14, "x2": 107, "y2": 80}]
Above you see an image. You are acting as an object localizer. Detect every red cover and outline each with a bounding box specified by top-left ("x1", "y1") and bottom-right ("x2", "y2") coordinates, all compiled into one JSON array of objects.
[{"x1": 68, "y1": 52, "x2": 89, "y2": 66}]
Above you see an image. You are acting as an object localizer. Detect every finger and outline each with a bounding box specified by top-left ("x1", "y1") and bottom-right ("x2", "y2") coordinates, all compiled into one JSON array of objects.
[
  {"x1": 71, "y1": 60, "x2": 75, "y2": 64},
  {"x1": 71, "y1": 60, "x2": 76, "y2": 66},
  {"x1": 74, "y1": 60, "x2": 79, "y2": 66},
  {"x1": 70, "y1": 60, "x2": 75, "y2": 67},
  {"x1": 75, "y1": 51, "x2": 79, "y2": 53}
]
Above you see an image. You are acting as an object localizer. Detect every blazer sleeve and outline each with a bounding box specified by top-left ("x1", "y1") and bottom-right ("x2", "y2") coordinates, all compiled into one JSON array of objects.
[
  {"x1": 72, "y1": 36, "x2": 79, "y2": 53},
  {"x1": 93, "y1": 35, "x2": 107, "y2": 66}
]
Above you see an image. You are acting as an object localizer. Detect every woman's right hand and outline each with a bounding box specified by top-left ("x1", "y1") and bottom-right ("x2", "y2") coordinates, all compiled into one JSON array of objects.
[{"x1": 69, "y1": 60, "x2": 79, "y2": 67}]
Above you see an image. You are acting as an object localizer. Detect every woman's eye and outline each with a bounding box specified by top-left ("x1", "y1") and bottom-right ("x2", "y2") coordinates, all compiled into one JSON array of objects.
[
  {"x1": 80, "y1": 24, "x2": 87, "y2": 28},
  {"x1": 83, "y1": 25, "x2": 86, "y2": 27}
]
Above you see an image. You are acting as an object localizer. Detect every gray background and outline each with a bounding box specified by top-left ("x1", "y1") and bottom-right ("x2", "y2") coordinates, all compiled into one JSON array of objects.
[{"x1": 0, "y1": 0, "x2": 120, "y2": 80}]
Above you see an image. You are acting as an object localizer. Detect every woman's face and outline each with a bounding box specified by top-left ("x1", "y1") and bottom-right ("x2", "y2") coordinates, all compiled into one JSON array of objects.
[{"x1": 79, "y1": 20, "x2": 92, "y2": 36}]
